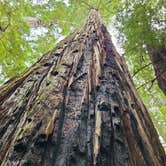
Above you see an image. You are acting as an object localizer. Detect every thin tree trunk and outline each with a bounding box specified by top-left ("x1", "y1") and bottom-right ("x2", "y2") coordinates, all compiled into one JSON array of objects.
[{"x1": 0, "y1": 9, "x2": 165, "y2": 166}]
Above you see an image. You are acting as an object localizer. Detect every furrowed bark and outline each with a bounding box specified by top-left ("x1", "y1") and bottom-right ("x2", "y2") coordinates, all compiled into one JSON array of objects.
[{"x1": 0, "y1": 9, "x2": 165, "y2": 166}]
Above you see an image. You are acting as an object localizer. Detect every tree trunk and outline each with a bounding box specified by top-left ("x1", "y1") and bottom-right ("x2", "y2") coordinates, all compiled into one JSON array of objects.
[
  {"x1": 0, "y1": 9, "x2": 165, "y2": 166},
  {"x1": 149, "y1": 47, "x2": 166, "y2": 95}
]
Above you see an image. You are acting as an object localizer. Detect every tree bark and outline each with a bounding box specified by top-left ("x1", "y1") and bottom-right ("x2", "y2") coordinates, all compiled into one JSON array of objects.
[
  {"x1": 0, "y1": 9, "x2": 165, "y2": 166},
  {"x1": 149, "y1": 47, "x2": 166, "y2": 95}
]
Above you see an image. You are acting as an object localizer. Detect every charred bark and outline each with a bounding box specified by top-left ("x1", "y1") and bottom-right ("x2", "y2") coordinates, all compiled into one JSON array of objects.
[{"x1": 0, "y1": 9, "x2": 165, "y2": 166}]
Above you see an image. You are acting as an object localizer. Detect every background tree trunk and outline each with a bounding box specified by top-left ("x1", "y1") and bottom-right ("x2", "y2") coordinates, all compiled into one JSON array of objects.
[
  {"x1": 149, "y1": 47, "x2": 166, "y2": 95},
  {"x1": 0, "y1": 9, "x2": 165, "y2": 166}
]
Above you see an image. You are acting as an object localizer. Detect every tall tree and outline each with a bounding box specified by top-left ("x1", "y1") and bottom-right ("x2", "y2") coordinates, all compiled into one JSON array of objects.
[
  {"x1": 114, "y1": 0, "x2": 166, "y2": 95},
  {"x1": 0, "y1": 9, "x2": 165, "y2": 166},
  {"x1": 112, "y1": 0, "x2": 166, "y2": 144}
]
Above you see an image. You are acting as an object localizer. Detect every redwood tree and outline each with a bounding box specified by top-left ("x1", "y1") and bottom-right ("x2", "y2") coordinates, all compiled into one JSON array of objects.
[
  {"x1": 149, "y1": 47, "x2": 166, "y2": 95},
  {"x1": 0, "y1": 9, "x2": 165, "y2": 166}
]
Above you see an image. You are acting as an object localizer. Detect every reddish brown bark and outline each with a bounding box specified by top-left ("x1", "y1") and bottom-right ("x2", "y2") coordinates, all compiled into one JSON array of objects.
[{"x1": 0, "y1": 9, "x2": 165, "y2": 166}]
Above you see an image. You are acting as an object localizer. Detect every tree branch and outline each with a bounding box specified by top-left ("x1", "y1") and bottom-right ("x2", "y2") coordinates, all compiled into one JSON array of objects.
[
  {"x1": 132, "y1": 59, "x2": 162, "y2": 78},
  {"x1": 136, "y1": 70, "x2": 166, "y2": 90},
  {"x1": 0, "y1": 24, "x2": 9, "y2": 33},
  {"x1": 132, "y1": 62, "x2": 152, "y2": 77}
]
